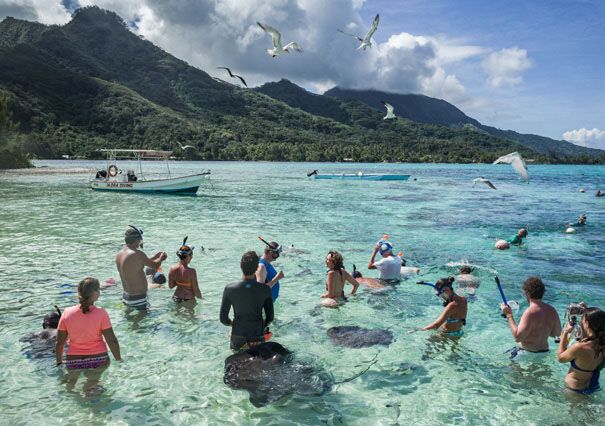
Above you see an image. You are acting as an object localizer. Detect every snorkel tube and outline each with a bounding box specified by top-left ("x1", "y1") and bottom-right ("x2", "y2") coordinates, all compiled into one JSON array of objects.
[
  {"x1": 416, "y1": 281, "x2": 438, "y2": 291},
  {"x1": 494, "y1": 276, "x2": 518, "y2": 318}
]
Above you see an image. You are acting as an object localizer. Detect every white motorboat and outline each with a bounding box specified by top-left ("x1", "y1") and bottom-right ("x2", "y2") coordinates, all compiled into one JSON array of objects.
[{"x1": 89, "y1": 149, "x2": 209, "y2": 194}]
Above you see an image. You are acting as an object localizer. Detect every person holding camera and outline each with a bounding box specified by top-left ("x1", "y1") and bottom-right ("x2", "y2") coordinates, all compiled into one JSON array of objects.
[
  {"x1": 557, "y1": 306, "x2": 605, "y2": 394},
  {"x1": 501, "y1": 277, "x2": 561, "y2": 356}
]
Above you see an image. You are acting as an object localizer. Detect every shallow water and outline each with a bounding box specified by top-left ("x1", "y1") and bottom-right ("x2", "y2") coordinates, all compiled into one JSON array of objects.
[{"x1": 1, "y1": 160, "x2": 604, "y2": 425}]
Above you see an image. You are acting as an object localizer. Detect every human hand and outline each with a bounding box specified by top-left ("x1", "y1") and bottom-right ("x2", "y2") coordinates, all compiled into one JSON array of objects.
[
  {"x1": 562, "y1": 323, "x2": 574, "y2": 335},
  {"x1": 373, "y1": 244, "x2": 380, "y2": 252},
  {"x1": 160, "y1": 252, "x2": 168, "y2": 261},
  {"x1": 276, "y1": 270, "x2": 285, "y2": 280},
  {"x1": 500, "y1": 303, "x2": 512, "y2": 317}
]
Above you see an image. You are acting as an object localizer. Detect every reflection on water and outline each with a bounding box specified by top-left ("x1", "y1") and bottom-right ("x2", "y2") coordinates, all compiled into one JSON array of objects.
[{"x1": 0, "y1": 161, "x2": 604, "y2": 423}]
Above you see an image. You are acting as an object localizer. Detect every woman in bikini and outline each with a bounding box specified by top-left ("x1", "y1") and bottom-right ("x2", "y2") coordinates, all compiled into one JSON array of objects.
[
  {"x1": 557, "y1": 307, "x2": 605, "y2": 394},
  {"x1": 321, "y1": 251, "x2": 359, "y2": 307},
  {"x1": 422, "y1": 276, "x2": 468, "y2": 337},
  {"x1": 169, "y1": 237, "x2": 202, "y2": 303}
]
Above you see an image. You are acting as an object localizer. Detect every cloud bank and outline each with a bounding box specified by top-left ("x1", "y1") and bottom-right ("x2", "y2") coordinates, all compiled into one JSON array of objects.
[
  {"x1": 562, "y1": 128, "x2": 605, "y2": 149},
  {"x1": 482, "y1": 47, "x2": 531, "y2": 88}
]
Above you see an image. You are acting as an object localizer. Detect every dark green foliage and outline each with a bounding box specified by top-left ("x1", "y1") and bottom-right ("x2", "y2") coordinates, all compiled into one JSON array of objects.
[
  {"x1": 0, "y1": 94, "x2": 30, "y2": 168},
  {"x1": 0, "y1": 6, "x2": 601, "y2": 165}
]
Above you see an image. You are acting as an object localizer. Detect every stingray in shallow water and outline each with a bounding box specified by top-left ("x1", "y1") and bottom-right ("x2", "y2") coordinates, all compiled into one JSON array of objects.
[
  {"x1": 327, "y1": 326, "x2": 394, "y2": 348},
  {"x1": 223, "y1": 342, "x2": 333, "y2": 407}
]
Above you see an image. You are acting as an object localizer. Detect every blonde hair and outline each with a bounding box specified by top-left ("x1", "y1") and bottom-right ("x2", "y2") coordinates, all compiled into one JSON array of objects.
[{"x1": 78, "y1": 277, "x2": 100, "y2": 314}]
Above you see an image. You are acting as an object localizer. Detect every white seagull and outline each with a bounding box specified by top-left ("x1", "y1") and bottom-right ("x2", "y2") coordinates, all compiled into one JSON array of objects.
[
  {"x1": 473, "y1": 177, "x2": 497, "y2": 190},
  {"x1": 257, "y1": 22, "x2": 303, "y2": 57},
  {"x1": 381, "y1": 100, "x2": 395, "y2": 120},
  {"x1": 493, "y1": 152, "x2": 529, "y2": 182},
  {"x1": 176, "y1": 142, "x2": 195, "y2": 150},
  {"x1": 337, "y1": 14, "x2": 380, "y2": 50}
]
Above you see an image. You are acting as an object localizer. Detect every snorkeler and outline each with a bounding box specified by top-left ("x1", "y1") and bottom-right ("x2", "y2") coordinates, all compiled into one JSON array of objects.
[
  {"x1": 495, "y1": 228, "x2": 528, "y2": 250},
  {"x1": 557, "y1": 307, "x2": 605, "y2": 394},
  {"x1": 115, "y1": 225, "x2": 167, "y2": 309},
  {"x1": 500, "y1": 277, "x2": 561, "y2": 356},
  {"x1": 256, "y1": 238, "x2": 285, "y2": 303},
  {"x1": 55, "y1": 277, "x2": 121, "y2": 369},
  {"x1": 321, "y1": 251, "x2": 359, "y2": 307},
  {"x1": 421, "y1": 277, "x2": 467, "y2": 337},
  {"x1": 575, "y1": 214, "x2": 587, "y2": 226},
  {"x1": 368, "y1": 237, "x2": 402, "y2": 283},
  {"x1": 168, "y1": 237, "x2": 202, "y2": 303},
  {"x1": 221, "y1": 251, "x2": 274, "y2": 351}
]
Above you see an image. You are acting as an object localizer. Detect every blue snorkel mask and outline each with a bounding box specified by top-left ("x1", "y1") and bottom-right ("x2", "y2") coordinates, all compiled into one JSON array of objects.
[
  {"x1": 176, "y1": 236, "x2": 194, "y2": 257},
  {"x1": 377, "y1": 239, "x2": 393, "y2": 255},
  {"x1": 417, "y1": 281, "x2": 452, "y2": 306}
]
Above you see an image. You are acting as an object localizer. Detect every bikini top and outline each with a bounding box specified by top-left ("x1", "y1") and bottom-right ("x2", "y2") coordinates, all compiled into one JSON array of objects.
[
  {"x1": 570, "y1": 359, "x2": 597, "y2": 373},
  {"x1": 175, "y1": 280, "x2": 192, "y2": 288},
  {"x1": 446, "y1": 317, "x2": 466, "y2": 326}
]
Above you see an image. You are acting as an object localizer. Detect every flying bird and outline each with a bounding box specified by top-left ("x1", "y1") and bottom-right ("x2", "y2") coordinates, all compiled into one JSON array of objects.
[
  {"x1": 473, "y1": 177, "x2": 497, "y2": 190},
  {"x1": 381, "y1": 100, "x2": 395, "y2": 120},
  {"x1": 176, "y1": 142, "x2": 195, "y2": 150},
  {"x1": 257, "y1": 22, "x2": 303, "y2": 57},
  {"x1": 337, "y1": 14, "x2": 380, "y2": 50},
  {"x1": 493, "y1": 152, "x2": 529, "y2": 182},
  {"x1": 216, "y1": 67, "x2": 248, "y2": 87}
]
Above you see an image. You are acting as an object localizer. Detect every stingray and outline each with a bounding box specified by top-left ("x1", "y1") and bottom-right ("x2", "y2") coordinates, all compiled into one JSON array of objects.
[
  {"x1": 223, "y1": 342, "x2": 332, "y2": 407},
  {"x1": 327, "y1": 326, "x2": 394, "y2": 348}
]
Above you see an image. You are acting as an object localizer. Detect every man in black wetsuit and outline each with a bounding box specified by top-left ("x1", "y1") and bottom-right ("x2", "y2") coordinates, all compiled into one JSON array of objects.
[{"x1": 220, "y1": 251, "x2": 274, "y2": 351}]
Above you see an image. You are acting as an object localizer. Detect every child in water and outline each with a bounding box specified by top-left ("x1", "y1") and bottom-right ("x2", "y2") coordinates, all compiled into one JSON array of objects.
[{"x1": 169, "y1": 237, "x2": 202, "y2": 303}]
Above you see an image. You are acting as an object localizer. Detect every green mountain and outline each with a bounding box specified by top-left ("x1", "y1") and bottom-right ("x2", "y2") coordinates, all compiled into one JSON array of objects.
[{"x1": 0, "y1": 6, "x2": 601, "y2": 167}]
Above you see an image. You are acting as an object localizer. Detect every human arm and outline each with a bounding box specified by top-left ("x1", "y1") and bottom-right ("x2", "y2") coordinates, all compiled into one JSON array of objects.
[
  {"x1": 219, "y1": 288, "x2": 232, "y2": 326},
  {"x1": 256, "y1": 264, "x2": 267, "y2": 284},
  {"x1": 368, "y1": 245, "x2": 379, "y2": 269},
  {"x1": 55, "y1": 330, "x2": 68, "y2": 365},
  {"x1": 191, "y1": 270, "x2": 202, "y2": 299},
  {"x1": 263, "y1": 295, "x2": 274, "y2": 327},
  {"x1": 266, "y1": 270, "x2": 284, "y2": 288},
  {"x1": 325, "y1": 271, "x2": 336, "y2": 298},
  {"x1": 342, "y1": 269, "x2": 359, "y2": 295},
  {"x1": 550, "y1": 313, "x2": 562, "y2": 338},
  {"x1": 102, "y1": 328, "x2": 122, "y2": 361},
  {"x1": 168, "y1": 267, "x2": 176, "y2": 289},
  {"x1": 501, "y1": 305, "x2": 531, "y2": 342},
  {"x1": 143, "y1": 251, "x2": 167, "y2": 270},
  {"x1": 557, "y1": 324, "x2": 578, "y2": 363},
  {"x1": 422, "y1": 304, "x2": 455, "y2": 330}
]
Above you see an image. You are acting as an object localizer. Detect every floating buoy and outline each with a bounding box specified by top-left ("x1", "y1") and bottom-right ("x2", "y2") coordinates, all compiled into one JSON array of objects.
[
  {"x1": 495, "y1": 240, "x2": 510, "y2": 250},
  {"x1": 579, "y1": 188, "x2": 585, "y2": 193},
  {"x1": 566, "y1": 227, "x2": 576, "y2": 234}
]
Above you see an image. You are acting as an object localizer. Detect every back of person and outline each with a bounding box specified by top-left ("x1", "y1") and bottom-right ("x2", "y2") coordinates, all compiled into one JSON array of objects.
[
  {"x1": 116, "y1": 247, "x2": 147, "y2": 296},
  {"x1": 520, "y1": 302, "x2": 559, "y2": 351},
  {"x1": 58, "y1": 305, "x2": 110, "y2": 355},
  {"x1": 224, "y1": 279, "x2": 272, "y2": 337},
  {"x1": 170, "y1": 263, "x2": 195, "y2": 301},
  {"x1": 375, "y1": 255, "x2": 402, "y2": 281}
]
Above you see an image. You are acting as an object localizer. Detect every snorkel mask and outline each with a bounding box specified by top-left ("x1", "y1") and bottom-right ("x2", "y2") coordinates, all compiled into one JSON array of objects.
[
  {"x1": 417, "y1": 281, "x2": 452, "y2": 306},
  {"x1": 258, "y1": 236, "x2": 282, "y2": 259},
  {"x1": 43, "y1": 305, "x2": 62, "y2": 329},
  {"x1": 176, "y1": 236, "x2": 194, "y2": 258},
  {"x1": 128, "y1": 224, "x2": 144, "y2": 248},
  {"x1": 564, "y1": 302, "x2": 587, "y2": 340},
  {"x1": 377, "y1": 235, "x2": 393, "y2": 255}
]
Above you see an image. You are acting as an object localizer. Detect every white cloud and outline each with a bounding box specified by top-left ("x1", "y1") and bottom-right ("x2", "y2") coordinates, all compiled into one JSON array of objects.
[
  {"x1": 0, "y1": 0, "x2": 71, "y2": 24},
  {"x1": 562, "y1": 128, "x2": 605, "y2": 149},
  {"x1": 482, "y1": 47, "x2": 531, "y2": 88}
]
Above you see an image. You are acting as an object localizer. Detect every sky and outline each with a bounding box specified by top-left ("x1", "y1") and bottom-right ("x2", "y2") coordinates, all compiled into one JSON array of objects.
[{"x1": 1, "y1": 0, "x2": 604, "y2": 148}]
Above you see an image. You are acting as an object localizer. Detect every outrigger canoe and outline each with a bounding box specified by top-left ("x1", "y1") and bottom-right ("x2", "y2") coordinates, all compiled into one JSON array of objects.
[
  {"x1": 307, "y1": 170, "x2": 410, "y2": 181},
  {"x1": 89, "y1": 149, "x2": 209, "y2": 194}
]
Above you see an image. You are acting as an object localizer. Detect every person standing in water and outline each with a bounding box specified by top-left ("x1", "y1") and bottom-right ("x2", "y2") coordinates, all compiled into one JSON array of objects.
[
  {"x1": 115, "y1": 225, "x2": 167, "y2": 309},
  {"x1": 168, "y1": 237, "x2": 202, "y2": 303},
  {"x1": 221, "y1": 251, "x2": 274, "y2": 351},
  {"x1": 321, "y1": 251, "x2": 359, "y2": 307},
  {"x1": 422, "y1": 277, "x2": 467, "y2": 337},
  {"x1": 557, "y1": 307, "x2": 605, "y2": 394},
  {"x1": 55, "y1": 277, "x2": 121, "y2": 370},
  {"x1": 256, "y1": 240, "x2": 284, "y2": 303},
  {"x1": 368, "y1": 238, "x2": 402, "y2": 283},
  {"x1": 501, "y1": 276, "x2": 561, "y2": 356}
]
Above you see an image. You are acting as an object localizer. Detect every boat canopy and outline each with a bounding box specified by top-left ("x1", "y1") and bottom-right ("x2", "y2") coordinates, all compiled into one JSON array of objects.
[{"x1": 99, "y1": 149, "x2": 173, "y2": 159}]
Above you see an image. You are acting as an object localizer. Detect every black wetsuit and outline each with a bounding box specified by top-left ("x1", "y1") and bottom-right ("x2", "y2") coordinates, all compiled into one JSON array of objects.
[{"x1": 220, "y1": 279, "x2": 274, "y2": 351}]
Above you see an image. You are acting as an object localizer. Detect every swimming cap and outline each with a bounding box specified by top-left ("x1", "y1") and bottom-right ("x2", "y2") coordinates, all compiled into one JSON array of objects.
[
  {"x1": 377, "y1": 240, "x2": 393, "y2": 255},
  {"x1": 152, "y1": 272, "x2": 167, "y2": 284}
]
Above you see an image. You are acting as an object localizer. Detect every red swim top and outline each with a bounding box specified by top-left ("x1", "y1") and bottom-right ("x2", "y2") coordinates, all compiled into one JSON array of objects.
[{"x1": 58, "y1": 305, "x2": 112, "y2": 355}]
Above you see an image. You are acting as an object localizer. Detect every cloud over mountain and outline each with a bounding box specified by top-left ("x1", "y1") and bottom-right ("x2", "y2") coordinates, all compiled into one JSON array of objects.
[{"x1": 563, "y1": 128, "x2": 605, "y2": 150}]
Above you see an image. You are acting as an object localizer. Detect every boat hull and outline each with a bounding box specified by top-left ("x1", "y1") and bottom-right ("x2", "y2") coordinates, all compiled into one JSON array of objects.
[
  {"x1": 89, "y1": 173, "x2": 208, "y2": 193},
  {"x1": 313, "y1": 174, "x2": 410, "y2": 181}
]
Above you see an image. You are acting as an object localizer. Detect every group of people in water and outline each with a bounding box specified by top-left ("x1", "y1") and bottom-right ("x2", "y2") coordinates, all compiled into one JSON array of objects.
[{"x1": 38, "y1": 222, "x2": 605, "y2": 397}]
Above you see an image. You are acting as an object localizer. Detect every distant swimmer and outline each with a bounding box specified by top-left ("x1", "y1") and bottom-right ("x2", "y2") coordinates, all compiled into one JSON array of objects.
[
  {"x1": 495, "y1": 228, "x2": 528, "y2": 250},
  {"x1": 557, "y1": 307, "x2": 605, "y2": 394},
  {"x1": 596, "y1": 190, "x2": 603, "y2": 197},
  {"x1": 456, "y1": 266, "x2": 480, "y2": 294},
  {"x1": 220, "y1": 251, "x2": 274, "y2": 351},
  {"x1": 115, "y1": 225, "x2": 167, "y2": 309},
  {"x1": 368, "y1": 236, "x2": 402, "y2": 284},
  {"x1": 320, "y1": 251, "x2": 359, "y2": 307},
  {"x1": 576, "y1": 214, "x2": 587, "y2": 226},
  {"x1": 256, "y1": 237, "x2": 285, "y2": 303},
  {"x1": 56, "y1": 278, "x2": 121, "y2": 371},
  {"x1": 421, "y1": 277, "x2": 467, "y2": 337},
  {"x1": 168, "y1": 237, "x2": 202, "y2": 303},
  {"x1": 500, "y1": 277, "x2": 561, "y2": 357}
]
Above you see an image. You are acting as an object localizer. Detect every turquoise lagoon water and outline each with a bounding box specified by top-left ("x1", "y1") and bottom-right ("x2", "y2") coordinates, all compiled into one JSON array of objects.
[{"x1": 0, "y1": 160, "x2": 604, "y2": 425}]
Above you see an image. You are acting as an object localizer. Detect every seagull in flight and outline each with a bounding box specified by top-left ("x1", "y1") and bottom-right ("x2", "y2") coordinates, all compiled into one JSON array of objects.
[
  {"x1": 216, "y1": 67, "x2": 248, "y2": 87},
  {"x1": 337, "y1": 14, "x2": 380, "y2": 50},
  {"x1": 493, "y1": 152, "x2": 529, "y2": 182},
  {"x1": 381, "y1": 100, "x2": 395, "y2": 120},
  {"x1": 473, "y1": 177, "x2": 497, "y2": 190},
  {"x1": 176, "y1": 142, "x2": 195, "y2": 150},
  {"x1": 257, "y1": 22, "x2": 303, "y2": 57}
]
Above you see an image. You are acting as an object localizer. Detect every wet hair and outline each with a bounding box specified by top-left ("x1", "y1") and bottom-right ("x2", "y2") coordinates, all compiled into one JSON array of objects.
[
  {"x1": 435, "y1": 276, "x2": 455, "y2": 292},
  {"x1": 583, "y1": 308, "x2": 605, "y2": 357},
  {"x1": 522, "y1": 276, "x2": 545, "y2": 299},
  {"x1": 241, "y1": 251, "x2": 260, "y2": 276},
  {"x1": 459, "y1": 266, "x2": 472, "y2": 274},
  {"x1": 125, "y1": 227, "x2": 142, "y2": 245},
  {"x1": 42, "y1": 306, "x2": 61, "y2": 329},
  {"x1": 78, "y1": 277, "x2": 100, "y2": 314},
  {"x1": 519, "y1": 228, "x2": 528, "y2": 237},
  {"x1": 264, "y1": 241, "x2": 280, "y2": 255},
  {"x1": 327, "y1": 251, "x2": 344, "y2": 271}
]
